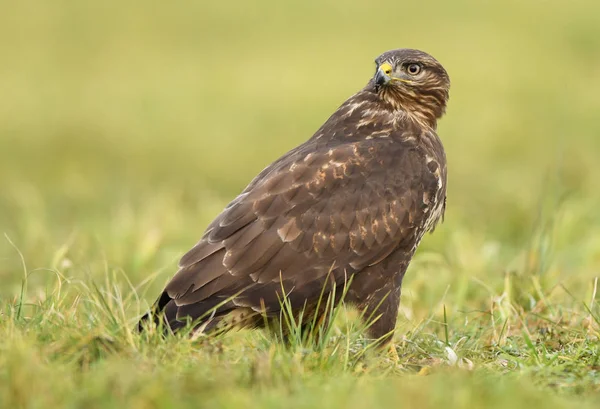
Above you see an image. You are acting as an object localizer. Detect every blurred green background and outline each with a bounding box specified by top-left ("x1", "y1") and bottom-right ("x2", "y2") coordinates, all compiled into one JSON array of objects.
[
  {"x1": 1, "y1": 0, "x2": 600, "y2": 320},
  {"x1": 2, "y1": 1, "x2": 600, "y2": 407}
]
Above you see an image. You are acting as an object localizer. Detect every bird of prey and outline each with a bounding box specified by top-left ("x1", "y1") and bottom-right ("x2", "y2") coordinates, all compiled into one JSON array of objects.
[{"x1": 139, "y1": 48, "x2": 450, "y2": 344}]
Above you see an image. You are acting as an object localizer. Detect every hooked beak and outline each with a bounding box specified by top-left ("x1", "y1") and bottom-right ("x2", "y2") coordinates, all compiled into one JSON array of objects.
[{"x1": 375, "y1": 62, "x2": 393, "y2": 86}]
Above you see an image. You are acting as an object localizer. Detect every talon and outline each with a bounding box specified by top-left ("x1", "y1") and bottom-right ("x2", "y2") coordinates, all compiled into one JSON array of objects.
[{"x1": 388, "y1": 342, "x2": 400, "y2": 363}]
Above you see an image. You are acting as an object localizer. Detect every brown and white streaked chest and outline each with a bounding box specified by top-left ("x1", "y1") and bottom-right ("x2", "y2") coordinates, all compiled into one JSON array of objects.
[
  {"x1": 422, "y1": 154, "x2": 446, "y2": 234},
  {"x1": 419, "y1": 131, "x2": 447, "y2": 234}
]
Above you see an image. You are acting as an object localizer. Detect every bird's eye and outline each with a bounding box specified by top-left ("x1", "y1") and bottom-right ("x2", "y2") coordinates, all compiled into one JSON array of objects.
[{"x1": 406, "y1": 63, "x2": 422, "y2": 75}]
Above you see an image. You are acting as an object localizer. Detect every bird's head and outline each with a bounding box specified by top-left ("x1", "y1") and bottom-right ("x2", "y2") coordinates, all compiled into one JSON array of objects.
[{"x1": 372, "y1": 49, "x2": 450, "y2": 128}]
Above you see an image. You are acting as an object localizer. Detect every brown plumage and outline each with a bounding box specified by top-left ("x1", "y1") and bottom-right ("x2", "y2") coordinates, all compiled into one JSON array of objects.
[{"x1": 138, "y1": 48, "x2": 450, "y2": 344}]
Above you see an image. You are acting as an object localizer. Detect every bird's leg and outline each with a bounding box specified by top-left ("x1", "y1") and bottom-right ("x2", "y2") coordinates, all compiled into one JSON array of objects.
[
  {"x1": 346, "y1": 268, "x2": 403, "y2": 348},
  {"x1": 353, "y1": 287, "x2": 401, "y2": 346},
  {"x1": 364, "y1": 297, "x2": 399, "y2": 346}
]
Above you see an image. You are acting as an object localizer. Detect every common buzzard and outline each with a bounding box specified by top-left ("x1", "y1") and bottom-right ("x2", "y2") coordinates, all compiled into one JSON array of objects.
[{"x1": 139, "y1": 48, "x2": 450, "y2": 344}]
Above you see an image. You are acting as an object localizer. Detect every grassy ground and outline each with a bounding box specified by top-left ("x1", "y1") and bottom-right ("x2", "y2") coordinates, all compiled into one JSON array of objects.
[{"x1": 2, "y1": 0, "x2": 600, "y2": 407}]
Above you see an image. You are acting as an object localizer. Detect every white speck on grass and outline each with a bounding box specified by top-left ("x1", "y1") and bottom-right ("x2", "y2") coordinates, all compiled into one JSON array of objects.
[{"x1": 445, "y1": 346, "x2": 458, "y2": 366}]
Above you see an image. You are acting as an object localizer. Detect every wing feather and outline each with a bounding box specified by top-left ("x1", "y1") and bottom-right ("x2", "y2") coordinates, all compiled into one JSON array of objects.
[{"x1": 156, "y1": 137, "x2": 440, "y2": 327}]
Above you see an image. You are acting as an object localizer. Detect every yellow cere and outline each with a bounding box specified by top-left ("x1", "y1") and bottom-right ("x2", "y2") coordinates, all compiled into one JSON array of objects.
[{"x1": 380, "y1": 62, "x2": 393, "y2": 75}]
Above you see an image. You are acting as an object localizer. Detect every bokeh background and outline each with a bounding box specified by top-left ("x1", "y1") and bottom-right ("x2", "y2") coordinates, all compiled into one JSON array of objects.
[{"x1": 1, "y1": 0, "x2": 600, "y2": 325}]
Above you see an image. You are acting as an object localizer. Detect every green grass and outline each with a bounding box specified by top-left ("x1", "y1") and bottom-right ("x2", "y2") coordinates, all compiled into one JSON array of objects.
[{"x1": 2, "y1": 0, "x2": 600, "y2": 407}]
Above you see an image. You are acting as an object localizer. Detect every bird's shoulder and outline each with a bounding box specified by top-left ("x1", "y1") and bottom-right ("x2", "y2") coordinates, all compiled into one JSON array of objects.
[
  {"x1": 163, "y1": 125, "x2": 445, "y2": 308},
  {"x1": 178, "y1": 130, "x2": 440, "y2": 268}
]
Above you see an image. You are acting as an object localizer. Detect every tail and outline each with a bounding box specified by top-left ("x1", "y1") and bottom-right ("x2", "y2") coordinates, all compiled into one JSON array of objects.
[
  {"x1": 137, "y1": 291, "x2": 186, "y2": 333},
  {"x1": 137, "y1": 291, "x2": 230, "y2": 334}
]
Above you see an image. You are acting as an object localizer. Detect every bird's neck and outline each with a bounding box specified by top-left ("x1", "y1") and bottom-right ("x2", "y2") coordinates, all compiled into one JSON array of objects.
[
  {"x1": 376, "y1": 87, "x2": 444, "y2": 130},
  {"x1": 310, "y1": 90, "x2": 438, "y2": 143}
]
